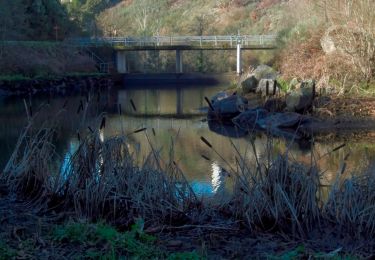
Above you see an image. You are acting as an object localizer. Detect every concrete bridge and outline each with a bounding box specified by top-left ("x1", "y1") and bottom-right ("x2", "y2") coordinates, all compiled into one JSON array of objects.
[{"x1": 71, "y1": 35, "x2": 277, "y2": 74}]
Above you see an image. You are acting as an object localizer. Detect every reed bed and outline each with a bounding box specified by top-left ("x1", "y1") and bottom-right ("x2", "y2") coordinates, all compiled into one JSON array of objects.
[
  {"x1": 1, "y1": 105, "x2": 375, "y2": 256},
  {"x1": 1, "y1": 113, "x2": 197, "y2": 229}
]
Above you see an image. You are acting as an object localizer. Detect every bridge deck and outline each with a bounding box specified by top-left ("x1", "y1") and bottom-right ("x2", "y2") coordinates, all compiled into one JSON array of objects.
[{"x1": 70, "y1": 35, "x2": 278, "y2": 50}]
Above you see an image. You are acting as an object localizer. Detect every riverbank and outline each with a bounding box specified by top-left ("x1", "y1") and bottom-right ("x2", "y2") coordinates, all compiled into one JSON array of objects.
[{"x1": 0, "y1": 74, "x2": 116, "y2": 97}]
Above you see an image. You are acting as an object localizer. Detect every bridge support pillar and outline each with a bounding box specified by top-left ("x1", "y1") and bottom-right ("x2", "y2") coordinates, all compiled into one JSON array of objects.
[
  {"x1": 116, "y1": 51, "x2": 127, "y2": 73},
  {"x1": 236, "y1": 43, "x2": 242, "y2": 75},
  {"x1": 176, "y1": 50, "x2": 183, "y2": 73}
]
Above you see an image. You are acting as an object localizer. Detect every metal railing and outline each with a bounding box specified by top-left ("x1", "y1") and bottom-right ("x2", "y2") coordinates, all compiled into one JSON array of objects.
[{"x1": 67, "y1": 35, "x2": 277, "y2": 48}]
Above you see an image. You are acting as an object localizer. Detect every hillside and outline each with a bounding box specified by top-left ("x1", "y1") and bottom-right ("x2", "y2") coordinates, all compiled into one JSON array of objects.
[{"x1": 96, "y1": 0, "x2": 288, "y2": 36}]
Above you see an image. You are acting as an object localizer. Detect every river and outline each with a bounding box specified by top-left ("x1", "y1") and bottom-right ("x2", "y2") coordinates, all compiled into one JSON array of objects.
[{"x1": 1, "y1": 82, "x2": 375, "y2": 196}]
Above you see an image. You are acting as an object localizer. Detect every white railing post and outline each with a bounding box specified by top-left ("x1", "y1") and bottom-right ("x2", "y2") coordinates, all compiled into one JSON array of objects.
[{"x1": 237, "y1": 40, "x2": 241, "y2": 75}]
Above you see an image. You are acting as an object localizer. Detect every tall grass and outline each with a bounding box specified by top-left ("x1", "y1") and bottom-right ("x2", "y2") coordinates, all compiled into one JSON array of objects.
[
  {"x1": 1, "y1": 104, "x2": 375, "y2": 251},
  {"x1": 1, "y1": 111, "x2": 197, "y2": 228}
]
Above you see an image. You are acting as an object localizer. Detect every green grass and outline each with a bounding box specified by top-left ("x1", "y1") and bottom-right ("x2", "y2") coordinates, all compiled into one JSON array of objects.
[
  {"x1": 0, "y1": 74, "x2": 32, "y2": 81},
  {"x1": 0, "y1": 240, "x2": 16, "y2": 260},
  {"x1": 51, "y1": 220, "x2": 201, "y2": 259}
]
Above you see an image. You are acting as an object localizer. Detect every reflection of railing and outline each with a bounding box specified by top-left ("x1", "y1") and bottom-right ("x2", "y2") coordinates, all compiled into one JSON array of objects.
[{"x1": 67, "y1": 35, "x2": 277, "y2": 49}]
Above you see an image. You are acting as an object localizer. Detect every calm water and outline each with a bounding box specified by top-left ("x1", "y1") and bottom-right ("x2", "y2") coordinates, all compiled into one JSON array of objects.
[{"x1": 1, "y1": 83, "x2": 375, "y2": 196}]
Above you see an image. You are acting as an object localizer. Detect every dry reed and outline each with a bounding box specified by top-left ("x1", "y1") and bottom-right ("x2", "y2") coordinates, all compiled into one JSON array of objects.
[{"x1": 1, "y1": 104, "x2": 375, "y2": 255}]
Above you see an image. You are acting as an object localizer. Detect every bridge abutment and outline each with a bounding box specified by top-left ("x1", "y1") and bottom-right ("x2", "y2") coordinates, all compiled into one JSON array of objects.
[{"x1": 116, "y1": 51, "x2": 127, "y2": 73}]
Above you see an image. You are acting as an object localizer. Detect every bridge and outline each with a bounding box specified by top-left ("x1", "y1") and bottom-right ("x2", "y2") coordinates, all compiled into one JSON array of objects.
[{"x1": 70, "y1": 35, "x2": 278, "y2": 74}]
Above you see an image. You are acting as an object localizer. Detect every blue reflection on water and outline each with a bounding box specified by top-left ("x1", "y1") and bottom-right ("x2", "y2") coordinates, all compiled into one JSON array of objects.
[{"x1": 190, "y1": 181, "x2": 214, "y2": 196}]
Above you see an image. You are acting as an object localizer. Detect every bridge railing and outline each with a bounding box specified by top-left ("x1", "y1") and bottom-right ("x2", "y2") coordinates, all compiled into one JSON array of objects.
[{"x1": 68, "y1": 35, "x2": 277, "y2": 48}]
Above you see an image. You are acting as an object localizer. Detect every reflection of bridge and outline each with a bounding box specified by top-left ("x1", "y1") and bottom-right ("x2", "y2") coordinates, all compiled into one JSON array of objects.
[{"x1": 70, "y1": 35, "x2": 277, "y2": 74}]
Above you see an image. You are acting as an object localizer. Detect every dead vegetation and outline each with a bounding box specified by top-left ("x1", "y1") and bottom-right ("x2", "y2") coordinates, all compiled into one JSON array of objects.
[{"x1": 1, "y1": 105, "x2": 375, "y2": 257}]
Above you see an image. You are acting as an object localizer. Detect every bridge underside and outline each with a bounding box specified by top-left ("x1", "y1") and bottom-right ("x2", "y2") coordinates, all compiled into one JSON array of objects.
[{"x1": 115, "y1": 45, "x2": 274, "y2": 74}]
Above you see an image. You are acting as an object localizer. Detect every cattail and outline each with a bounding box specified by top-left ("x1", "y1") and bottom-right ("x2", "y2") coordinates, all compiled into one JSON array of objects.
[
  {"x1": 77, "y1": 100, "x2": 83, "y2": 114},
  {"x1": 332, "y1": 143, "x2": 346, "y2": 152},
  {"x1": 133, "y1": 128, "x2": 147, "y2": 134},
  {"x1": 100, "y1": 117, "x2": 106, "y2": 130},
  {"x1": 118, "y1": 104, "x2": 122, "y2": 115},
  {"x1": 204, "y1": 97, "x2": 214, "y2": 111},
  {"x1": 200, "y1": 136, "x2": 212, "y2": 148},
  {"x1": 201, "y1": 154, "x2": 210, "y2": 161},
  {"x1": 97, "y1": 91, "x2": 101, "y2": 103},
  {"x1": 130, "y1": 99, "x2": 137, "y2": 112}
]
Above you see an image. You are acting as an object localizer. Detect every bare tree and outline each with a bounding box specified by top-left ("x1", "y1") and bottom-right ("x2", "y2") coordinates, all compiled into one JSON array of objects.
[
  {"x1": 323, "y1": 0, "x2": 375, "y2": 81},
  {"x1": 132, "y1": 0, "x2": 167, "y2": 35}
]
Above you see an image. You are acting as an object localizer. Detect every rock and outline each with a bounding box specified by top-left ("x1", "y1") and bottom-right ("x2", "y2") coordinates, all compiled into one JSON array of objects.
[
  {"x1": 210, "y1": 91, "x2": 231, "y2": 104},
  {"x1": 240, "y1": 75, "x2": 258, "y2": 94},
  {"x1": 264, "y1": 98, "x2": 286, "y2": 112},
  {"x1": 286, "y1": 80, "x2": 316, "y2": 112},
  {"x1": 208, "y1": 95, "x2": 248, "y2": 122},
  {"x1": 256, "y1": 79, "x2": 281, "y2": 96},
  {"x1": 257, "y1": 112, "x2": 304, "y2": 129},
  {"x1": 232, "y1": 108, "x2": 268, "y2": 131},
  {"x1": 289, "y1": 78, "x2": 299, "y2": 91},
  {"x1": 321, "y1": 27, "x2": 337, "y2": 54},
  {"x1": 252, "y1": 65, "x2": 278, "y2": 80}
]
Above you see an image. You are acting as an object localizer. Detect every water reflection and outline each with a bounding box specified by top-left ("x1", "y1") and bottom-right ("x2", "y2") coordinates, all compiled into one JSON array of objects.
[{"x1": 0, "y1": 84, "x2": 375, "y2": 197}]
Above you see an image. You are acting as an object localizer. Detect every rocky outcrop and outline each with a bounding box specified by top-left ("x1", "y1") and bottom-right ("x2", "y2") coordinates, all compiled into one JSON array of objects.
[
  {"x1": 232, "y1": 108, "x2": 313, "y2": 140},
  {"x1": 208, "y1": 95, "x2": 248, "y2": 122},
  {"x1": 210, "y1": 91, "x2": 231, "y2": 104},
  {"x1": 286, "y1": 80, "x2": 316, "y2": 112},
  {"x1": 252, "y1": 65, "x2": 278, "y2": 80},
  {"x1": 240, "y1": 75, "x2": 258, "y2": 94},
  {"x1": 256, "y1": 79, "x2": 281, "y2": 96},
  {"x1": 232, "y1": 108, "x2": 268, "y2": 131},
  {"x1": 238, "y1": 65, "x2": 279, "y2": 95}
]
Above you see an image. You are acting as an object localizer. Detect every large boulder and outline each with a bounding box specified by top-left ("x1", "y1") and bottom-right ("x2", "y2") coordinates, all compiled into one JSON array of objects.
[
  {"x1": 252, "y1": 65, "x2": 278, "y2": 80},
  {"x1": 240, "y1": 75, "x2": 258, "y2": 94},
  {"x1": 232, "y1": 108, "x2": 269, "y2": 131},
  {"x1": 208, "y1": 95, "x2": 248, "y2": 122},
  {"x1": 256, "y1": 79, "x2": 281, "y2": 96},
  {"x1": 257, "y1": 112, "x2": 305, "y2": 130},
  {"x1": 210, "y1": 91, "x2": 231, "y2": 104},
  {"x1": 286, "y1": 80, "x2": 316, "y2": 112}
]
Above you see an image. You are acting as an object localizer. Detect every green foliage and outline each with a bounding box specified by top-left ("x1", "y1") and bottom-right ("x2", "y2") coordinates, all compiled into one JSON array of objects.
[
  {"x1": 0, "y1": 240, "x2": 16, "y2": 260},
  {"x1": 0, "y1": 0, "x2": 71, "y2": 40},
  {"x1": 277, "y1": 77, "x2": 289, "y2": 93},
  {"x1": 0, "y1": 74, "x2": 31, "y2": 81},
  {"x1": 65, "y1": 0, "x2": 119, "y2": 35}
]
